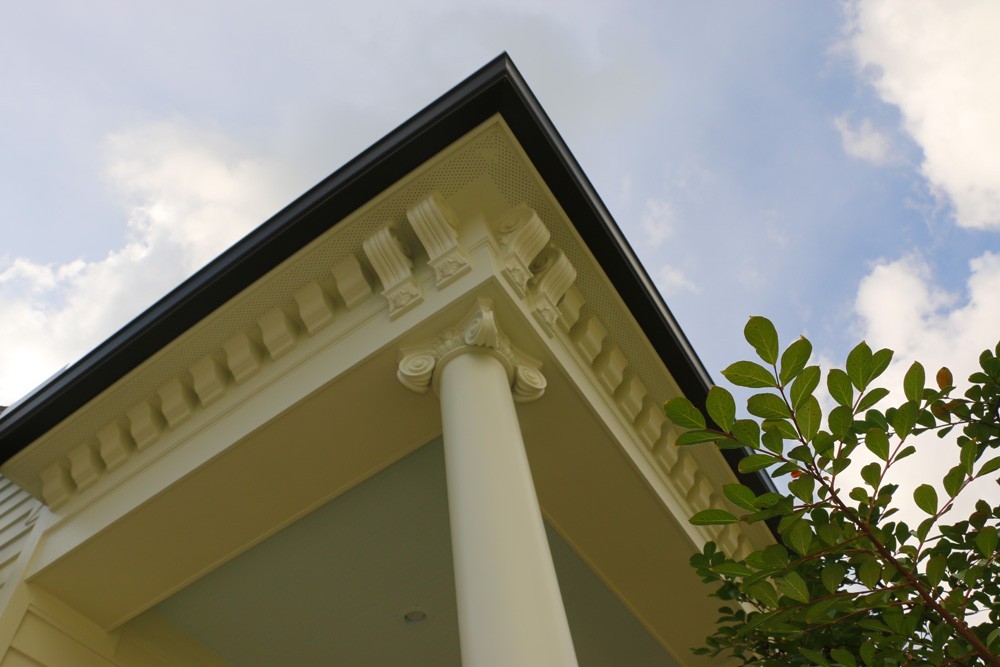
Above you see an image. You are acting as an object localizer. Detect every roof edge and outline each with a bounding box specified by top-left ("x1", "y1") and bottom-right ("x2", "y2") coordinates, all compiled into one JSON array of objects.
[{"x1": 0, "y1": 53, "x2": 776, "y2": 504}]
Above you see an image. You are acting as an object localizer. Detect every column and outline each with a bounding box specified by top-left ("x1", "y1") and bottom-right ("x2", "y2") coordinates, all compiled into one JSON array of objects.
[{"x1": 397, "y1": 298, "x2": 578, "y2": 667}]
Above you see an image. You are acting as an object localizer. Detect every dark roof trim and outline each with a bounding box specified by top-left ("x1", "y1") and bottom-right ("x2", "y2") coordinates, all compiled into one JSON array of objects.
[{"x1": 0, "y1": 54, "x2": 776, "y2": 501}]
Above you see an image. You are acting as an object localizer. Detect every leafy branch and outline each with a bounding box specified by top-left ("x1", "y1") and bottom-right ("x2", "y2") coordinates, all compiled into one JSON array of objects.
[{"x1": 668, "y1": 317, "x2": 1000, "y2": 666}]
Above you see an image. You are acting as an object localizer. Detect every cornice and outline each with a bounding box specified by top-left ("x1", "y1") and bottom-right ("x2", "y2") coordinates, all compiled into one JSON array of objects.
[{"x1": 3, "y1": 118, "x2": 765, "y2": 558}]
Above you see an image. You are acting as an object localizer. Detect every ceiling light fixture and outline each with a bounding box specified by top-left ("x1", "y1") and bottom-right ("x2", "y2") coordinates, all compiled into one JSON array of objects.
[{"x1": 404, "y1": 610, "x2": 427, "y2": 625}]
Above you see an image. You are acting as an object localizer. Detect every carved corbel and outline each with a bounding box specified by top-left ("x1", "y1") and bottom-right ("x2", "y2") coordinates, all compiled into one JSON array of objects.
[
  {"x1": 363, "y1": 226, "x2": 423, "y2": 319},
  {"x1": 294, "y1": 282, "x2": 335, "y2": 334},
  {"x1": 332, "y1": 255, "x2": 372, "y2": 310},
  {"x1": 494, "y1": 205, "x2": 549, "y2": 296},
  {"x1": 40, "y1": 462, "x2": 74, "y2": 509},
  {"x1": 68, "y1": 441, "x2": 103, "y2": 491},
  {"x1": 97, "y1": 422, "x2": 134, "y2": 471},
  {"x1": 407, "y1": 192, "x2": 470, "y2": 288},
  {"x1": 127, "y1": 401, "x2": 165, "y2": 450},
  {"x1": 527, "y1": 246, "x2": 576, "y2": 335},
  {"x1": 397, "y1": 297, "x2": 546, "y2": 403}
]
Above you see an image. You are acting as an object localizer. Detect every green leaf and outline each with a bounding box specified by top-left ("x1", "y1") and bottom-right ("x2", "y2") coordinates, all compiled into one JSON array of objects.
[
  {"x1": 798, "y1": 646, "x2": 830, "y2": 665},
  {"x1": 943, "y1": 465, "x2": 966, "y2": 497},
  {"x1": 891, "y1": 400, "x2": 919, "y2": 438},
  {"x1": 960, "y1": 440, "x2": 976, "y2": 476},
  {"x1": 868, "y1": 348, "x2": 893, "y2": 386},
  {"x1": 739, "y1": 454, "x2": 780, "y2": 473},
  {"x1": 761, "y1": 429, "x2": 784, "y2": 455},
  {"x1": 788, "y1": 476, "x2": 815, "y2": 503},
  {"x1": 830, "y1": 647, "x2": 857, "y2": 667},
  {"x1": 711, "y1": 561, "x2": 753, "y2": 577},
  {"x1": 859, "y1": 641, "x2": 876, "y2": 666},
  {"x1": 721, "y1": 360, "x2": 777, "y2": 388},
  {"x1": 828, "y1": 405, "x2": 853, "y2": 438},
  {"x1": 813, "y1": 431, "x2": 836, "y2": 457},
  {"x1": 916, "y1": 517, "x2": 934, "y2": 541},
  {"x1": 731, "y1": 419, "x2": 760, "y2": 448},
  {"x1": 846, "y1": 341, "x2": 874, "y2": 391},
  {"x1": 849, "y1": 487, "x2": 869, "y2": 504},
  {"x1": 856, "y1": 387, "x2": 890, "y2": 412},
  {"x1": 865, "y1": 428, "x2": 890, "y2": 461},
  {"x1": 790, "y1": 366, "x2": 821, "y2": 410},
  {"x1": 913, "y1": 484, "x2": 938, "y2": 515},
  {"x1": 753, "y1": 492, "x2": 785, "y2": 510},
  {"x1": 857, "y1": 556, "x2": 881, "y2": 588},
  {"x1": 926, "y1": 553, "x2": 946, "y2": 586},
  {"x1": 858, "y1": 618, "x2": 889, "y2": 634},
  {"x1": 861, "y1": 462, "x2": 882, "y2": 487},
  {"x1": 675, "y1": 429, "x2": 724, "y2": 446},
  {"x1": 805, "y1": 597, "x2": 840, "y2": 625},
  {"x1": 796, "y1": 395, "x2": 822, "y2": 442},
  {"x1": 747, "y1": 580, "x2": 780, "y2": 607},
  {"x1": 978, "y1": 455, "x2": 1000, "y2": 477},
  {"x1": 663, "y1": 397, "x2": 706, "y2": 430},
  {"x1": 777, "y1": 571, "x2": 810, "y2": 603},
  {"x1": 787, "y1": 521, "x2": 813, "y2": 555},
  {"x1": 827, "y1": 369, "x2": 854, "y2": 408},
  {"x1": 705, "y1": 386, "x2": 736, "y2": 433},
  {"x1": 744, "y1": 316, "x2": 780, "y2": 365},
  {"x1": 822, "y1": 563, "x2": 846, "y2": 593},
  {"x1": 747, "y1": 393, "x2": 792, "y2": 419},
  {"x1": 976, "y1": 526, "x2": 998, "y2": 558},
  {"x1": 780, "y1": 337, "x2": 813, "y2": 385},
  {"x1": 723, "y1": 484, "x2": 758, "y2": 511},
  {"x1": 763, "y1": 544, "x2": 790, "y2": 567},
  {"x1": 904, "y1": 361, "x2": 926, "y2": 402},
  {"x1": 762, "y1": 418, "x2": 799, "y2": 440},
  {"x1": 690, "y1": 509, "x2": 738, "y2": 525}
]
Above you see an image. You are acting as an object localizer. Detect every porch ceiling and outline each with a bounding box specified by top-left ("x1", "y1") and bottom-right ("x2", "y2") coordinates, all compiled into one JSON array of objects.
[{"x1": 151, "y1": 439, "x2": 679, "y2": 667}]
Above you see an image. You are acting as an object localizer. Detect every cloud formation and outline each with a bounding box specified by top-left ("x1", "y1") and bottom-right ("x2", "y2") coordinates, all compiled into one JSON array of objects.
[
  {"x1": 640, "y1": 198, "x2": 676, "y2": 246},
  {"x1": 834, "y1": 115, "x2": 894, "y2": 165},
  {"x1": 850, "y1": 251, "x2": 1000, "y2": 523},
  {"x1": 656, "y1": 264, "x2": 699, "y2": 298},
  {"x1": 844, "y1": 0, "x2": 1000, "y2": 229},
  {"x1": 0, "y1": 122, "x2": 291, "y2": 404}
]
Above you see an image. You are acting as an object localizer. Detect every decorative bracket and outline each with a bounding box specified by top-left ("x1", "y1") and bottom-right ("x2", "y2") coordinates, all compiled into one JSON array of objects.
[
  {"x1": 407, "y1": 192, "x2": 471, "y2": 288},
  {"x1": 397, "y1": 297, "x2": 547, "y2": 402},
  {"x1": 495, "y1": 205, "x2": 550, "y2": 297},
  {"x1": 527, "y1": 246, "x2": 576, "y2": 335},
  {"x1": 363, "y1": 226, "x2": 423, "y2": 319}
]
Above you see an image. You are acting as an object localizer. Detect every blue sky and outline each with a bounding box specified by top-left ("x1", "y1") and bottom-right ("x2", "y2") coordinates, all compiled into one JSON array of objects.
[{"x1": 1, "y1": 0, "x2": 997, "y2": 454}]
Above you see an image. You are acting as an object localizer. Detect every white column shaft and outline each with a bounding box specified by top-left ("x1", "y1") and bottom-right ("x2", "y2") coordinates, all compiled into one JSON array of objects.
[{"x1": 439, "y1": 351, "x2": 578, "y2": 667}]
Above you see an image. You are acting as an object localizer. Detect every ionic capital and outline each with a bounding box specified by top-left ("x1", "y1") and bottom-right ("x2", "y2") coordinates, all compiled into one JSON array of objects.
[{"x1": 397, "y1": 297, "x2": 546, "y2": 402}]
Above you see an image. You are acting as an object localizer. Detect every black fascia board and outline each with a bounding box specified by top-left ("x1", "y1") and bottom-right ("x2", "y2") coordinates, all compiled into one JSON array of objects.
[{"x1": 0, "y1": 54, "x2": 776, "y2": 502}]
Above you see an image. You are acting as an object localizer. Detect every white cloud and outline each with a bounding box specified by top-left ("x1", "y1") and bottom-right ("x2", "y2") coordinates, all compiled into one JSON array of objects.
[
  {"x1": 656, "y1": 264, "x2": 699, "y2": 298},
  {"x1": 0, "y1": 122, "x2": 292, "y2": 405},
  {"x1": 855, "y1": 252, "x2": 1000, "y2": 367},
  {"x1": 849, "y1": 251, "x2": 1000, "y2": 525},
  {"x1": 844, "y1": 0, "x2": 1000, "y2": 229},
  {"x1": 834, "y1": 114, "x2": 894, "y2": 165},
  {"x1": 640, "y1": 198, "x2": 676, "y2": 246}
]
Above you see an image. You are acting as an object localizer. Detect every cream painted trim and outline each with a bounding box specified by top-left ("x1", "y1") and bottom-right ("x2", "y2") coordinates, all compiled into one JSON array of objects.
[{"x1": 5, "y1": 115, "x2": 769, "y2": 570}]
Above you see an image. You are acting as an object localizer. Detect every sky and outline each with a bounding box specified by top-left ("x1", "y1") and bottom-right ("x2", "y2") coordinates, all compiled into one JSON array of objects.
[{"x1": 1, "y1": 2, "x2": 998, "y2": 512}]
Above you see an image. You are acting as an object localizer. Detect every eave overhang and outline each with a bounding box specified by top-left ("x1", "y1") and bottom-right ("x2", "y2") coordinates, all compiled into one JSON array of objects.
[{"x1": 0, "y1": 55, "x2": 773, "y2": 501}]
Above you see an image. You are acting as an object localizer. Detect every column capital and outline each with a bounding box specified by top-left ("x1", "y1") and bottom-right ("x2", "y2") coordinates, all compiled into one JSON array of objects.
[{"x1": 397, "y1": 297, "x2": 546, "y2": 402}]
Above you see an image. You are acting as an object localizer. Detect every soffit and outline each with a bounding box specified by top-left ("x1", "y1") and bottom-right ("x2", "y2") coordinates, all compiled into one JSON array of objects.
[{"x1": 149, "y1": 439, "x2": 679, "y2": 667}]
